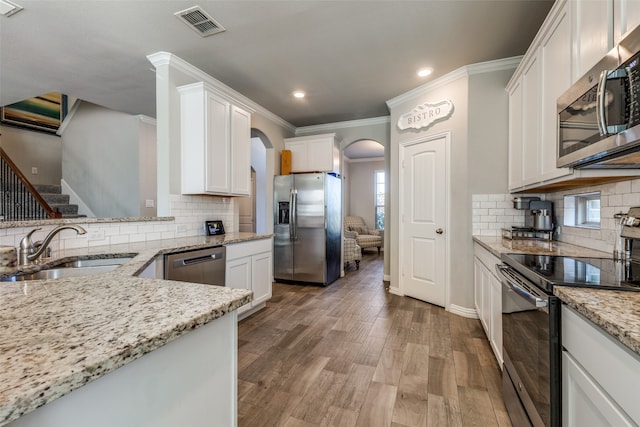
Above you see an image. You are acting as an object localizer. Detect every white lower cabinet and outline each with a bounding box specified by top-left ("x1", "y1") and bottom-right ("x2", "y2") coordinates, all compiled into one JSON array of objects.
[
  {"x1": 473, "y1": 243, "x2": 503, "y2": 366},
  {"x1": 562, "y1": 305, "x2": 640, "y2": 426},
  {"x1": 226, "y1": 238, "x2": 273, "y2": 318}
]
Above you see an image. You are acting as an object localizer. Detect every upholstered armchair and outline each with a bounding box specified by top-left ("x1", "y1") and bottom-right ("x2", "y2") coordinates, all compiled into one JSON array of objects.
[
  {"x1": 344, "y1": 215, "x2": 382, "y2": 254},
  {"x1": 343, "y1": 236, "x2": 361, "y2": 270}
]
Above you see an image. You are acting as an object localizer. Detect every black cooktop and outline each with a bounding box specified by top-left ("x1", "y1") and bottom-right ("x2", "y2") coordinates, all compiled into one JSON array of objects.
[{"x1": 502, "y1": 253, "x2": 640, "y2": 293}]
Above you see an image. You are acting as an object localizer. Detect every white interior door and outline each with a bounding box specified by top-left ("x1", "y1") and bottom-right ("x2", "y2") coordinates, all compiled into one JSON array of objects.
[{"x1": 400, "y1": 133, "x2": 447, "y2": 307}]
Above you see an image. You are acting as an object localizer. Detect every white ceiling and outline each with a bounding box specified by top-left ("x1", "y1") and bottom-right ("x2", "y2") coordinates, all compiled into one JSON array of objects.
[{"x1": 0, "y1": 1, "x2": 553, "y2": 129}]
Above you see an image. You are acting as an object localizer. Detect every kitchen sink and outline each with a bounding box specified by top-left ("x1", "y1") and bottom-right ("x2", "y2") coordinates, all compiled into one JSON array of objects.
[{"x1": 0, "y1": 257, "x2": 133, "y2": 282}]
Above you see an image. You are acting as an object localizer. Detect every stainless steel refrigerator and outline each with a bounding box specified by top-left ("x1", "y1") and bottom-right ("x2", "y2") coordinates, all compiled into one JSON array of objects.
[{"x1": 274, "y1": 173, "x2": 341, "y2": 285}]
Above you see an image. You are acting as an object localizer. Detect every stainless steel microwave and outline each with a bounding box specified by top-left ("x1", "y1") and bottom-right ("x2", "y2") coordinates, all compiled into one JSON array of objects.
[{"x1": 557, "y1": 25, "x2": 640, "y2": 169}]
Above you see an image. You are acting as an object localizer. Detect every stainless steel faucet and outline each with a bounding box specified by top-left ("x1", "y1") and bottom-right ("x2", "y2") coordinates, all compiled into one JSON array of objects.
[{"x1": 18, "y1": 225, "x2": 87, "y2": 266}]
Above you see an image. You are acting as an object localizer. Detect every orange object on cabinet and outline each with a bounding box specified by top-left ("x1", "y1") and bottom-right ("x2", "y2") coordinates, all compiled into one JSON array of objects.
[{"x1": 281, "y1": 149, "x2": 292, "y2": 175}]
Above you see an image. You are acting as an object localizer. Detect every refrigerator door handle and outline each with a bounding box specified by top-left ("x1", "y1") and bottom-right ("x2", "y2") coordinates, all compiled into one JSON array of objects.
[{"x1": 291, "y1": 188, "x2": 298, "y2": 240}]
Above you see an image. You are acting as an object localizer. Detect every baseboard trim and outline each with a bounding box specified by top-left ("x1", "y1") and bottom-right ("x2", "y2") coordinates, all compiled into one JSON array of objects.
[
  {"x1": 448, "y1": 304, "x2": 478, "y2": 319},
  {"x1": 388, "y1": 286, "x2": 403, "y2": 296}
]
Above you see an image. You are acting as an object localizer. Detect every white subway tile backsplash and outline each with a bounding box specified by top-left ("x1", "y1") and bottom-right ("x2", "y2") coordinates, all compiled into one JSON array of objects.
[{"x1": 472, "y1": 193, "x2": 526, "y2": 237}]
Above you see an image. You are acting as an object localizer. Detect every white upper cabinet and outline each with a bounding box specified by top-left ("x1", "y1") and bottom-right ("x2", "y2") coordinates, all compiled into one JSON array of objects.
[
  {"x1": 615, "y1": 0, "x2": 640, "y2": 43},
  {"x1": 522, "y1": 54, "x2": 542, "y2": 186},
  {"x1": 508, "y1": 80, "x2": 524, "y2": 190},
  {"x1": 571, "y1": 0, "x2": 614, "y2": 81},
  {"x1": 540, "y1": 4, "x2": 573, "y2": 182},
  {"x1": 178, "y1": 82, "x2": 253, "y2": 196},
  {"x1": 284, "y1": 133, "x2": 339, "y2": 174}
]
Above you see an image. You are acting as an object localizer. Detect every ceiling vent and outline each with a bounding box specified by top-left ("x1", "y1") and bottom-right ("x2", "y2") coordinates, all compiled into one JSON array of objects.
[{"x1": 174, "y1": 6, "x2": 225, "y2": 37}]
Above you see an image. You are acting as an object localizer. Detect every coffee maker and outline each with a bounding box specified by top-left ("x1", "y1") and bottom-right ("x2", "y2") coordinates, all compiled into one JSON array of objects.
[
  {"x1": 512, "y1": 197, "x2": 554, "y2": 231},
  {"x1": 527, "y1": 200, "x2": 554, "y2": 231}
]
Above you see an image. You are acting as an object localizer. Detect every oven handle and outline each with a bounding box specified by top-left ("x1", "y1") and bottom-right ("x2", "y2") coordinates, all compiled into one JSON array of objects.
[{"x1": 495, "y1": 264, "x2": 549, "y2": 309}]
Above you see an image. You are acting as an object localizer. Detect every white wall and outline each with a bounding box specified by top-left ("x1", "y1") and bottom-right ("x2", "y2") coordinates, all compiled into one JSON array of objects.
[
  {"x1": 0, "y1": 125, "x2": 61, "y2": 185},
  {"x1": 387, "y1": 59, "x2": 516, "y2": 313},
  {"x1": 61, "y1": 101, "x2": 154, "y2": 218},
  {"x1": 345, "y1": 158, "x2": 384, "y2": 228}
]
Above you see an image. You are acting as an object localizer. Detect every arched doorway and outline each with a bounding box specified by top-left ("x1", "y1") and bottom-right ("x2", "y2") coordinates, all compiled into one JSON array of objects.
[
  {"x1": 342, "y1": 139, "x2": 385, "y2": 233},
  {"x1": 243, "y1": 129, "x2": 274, "y2": 234}
]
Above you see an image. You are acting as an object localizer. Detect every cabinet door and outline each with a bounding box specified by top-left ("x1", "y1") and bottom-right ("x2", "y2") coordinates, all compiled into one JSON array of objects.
[
  {"x1": 226, "y1": 257, "x2": 251, "y2": 314},
  {"x1": 489, "y1": 272, "x2": 503, "y2": 366},
  {"x1": 230, "y1": 105, "x2": 251, "y2": 196},
  {"x1": 286, "y1": 141, "x2": 308, "y2": 173},
  {"x1": 251, "y1": 251, "x2": 272, "y2": 306},
  {"x1": 480, "y1": 264, "x2": 491, "y2": 336},
  {"x1": 540, "y1": 3, "x2": 573, "y2": 182},
  {"x1": 522, "y1": 53, "x2": 541, "y2": 185},
  {"x1": 615, "y1": 0, "x2": 640, "y2": 44},
  {"x1": 306, "y1": 137, "x2": 335, "y2": 172},
  {"x1": 563, "y1": 351, "x2": 635, "y2": 426},
  {"x1": 508, "y1": 80, "x2": 524, "y2": 190},
  {"x1": 205, "y1": 93, "x2": 231, "y2": 194},
  {"x1": 572, "y1": 0, "x2": 614, "y2": 80},
  {"x1": 474, "y1": 258, "x2": 483, "y2": 315}
]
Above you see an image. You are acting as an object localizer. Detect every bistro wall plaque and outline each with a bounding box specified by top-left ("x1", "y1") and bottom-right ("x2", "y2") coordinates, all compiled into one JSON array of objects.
[{"x1": 397, "y1": 99, "x2": 454, "y2": 131}]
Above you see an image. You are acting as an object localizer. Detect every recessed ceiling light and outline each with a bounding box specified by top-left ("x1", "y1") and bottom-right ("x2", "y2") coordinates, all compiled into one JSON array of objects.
[
  {"x1": 417, "y1": 68, "x2": 433, "y2": 77},
  {"x1": 0, "y1": 0, "x2": 23, "y2": 17},
  {"x1": 293, "y1": 91, "x2": 305, "y2": 99}
]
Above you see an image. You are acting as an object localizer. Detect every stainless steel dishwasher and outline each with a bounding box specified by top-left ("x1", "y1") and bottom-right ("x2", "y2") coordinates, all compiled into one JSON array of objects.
[{"x1": 164, "y1": 246, "x2": 226, "y2": 286}]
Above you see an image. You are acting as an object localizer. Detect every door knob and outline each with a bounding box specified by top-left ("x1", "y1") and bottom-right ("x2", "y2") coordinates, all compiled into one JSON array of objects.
[{"x1": 436, "y1": 228, "x2": 444, "y2": 234}]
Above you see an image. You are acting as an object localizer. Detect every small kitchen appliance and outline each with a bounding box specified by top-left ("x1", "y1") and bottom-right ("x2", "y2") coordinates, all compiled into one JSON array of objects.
[
  {"x1": 497, "y1": 206, "x2": 640, "y2": 427},
  {"x1": 527, "y1": 200, "x2": 554, "y2": 231}
]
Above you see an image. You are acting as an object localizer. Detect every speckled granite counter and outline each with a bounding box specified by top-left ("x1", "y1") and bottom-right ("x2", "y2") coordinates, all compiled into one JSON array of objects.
[
  {"x1": 473, "y1": 235, "x2": 610, "y2": 258},
  {"x1": 0, "y1": 232, "x2": 271, "y2": 426},
  {"x1": 554, "y1": 287, "x2": 640, "y2": 356}
]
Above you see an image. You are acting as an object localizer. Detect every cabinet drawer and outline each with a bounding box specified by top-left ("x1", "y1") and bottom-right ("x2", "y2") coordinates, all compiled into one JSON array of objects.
[
  {"x1": 473, "y1": 242, "x2": 501, "y2": 273},
  {"x1": 226, "y1": 238, "x2": 272, "y2": 260}
]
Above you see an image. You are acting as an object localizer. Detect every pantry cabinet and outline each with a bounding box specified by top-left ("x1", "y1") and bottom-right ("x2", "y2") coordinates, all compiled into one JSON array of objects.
[
  {"x1": 473, "y1": 243, "x2": 502, "y2": 366},
  {"x1": 178, "y1": 81, "x2": 253, "y2": 196},
  {"x1": 562, "y1": 305, "x2": 640, "y2": 425},
  {"x1": 284, "y1": 133, "x2": 339, "y2": 174},
  {"x1": 225, "y1": 238, "x2": 273, "y2": 318}
]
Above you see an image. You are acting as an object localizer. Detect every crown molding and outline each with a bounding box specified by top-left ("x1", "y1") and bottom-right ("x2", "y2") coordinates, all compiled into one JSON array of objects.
[
  {"x1": 147, "y1": 51, "x2": 295, "y2": 133},
  {"x1": 296, "y1": 116, "x2": 390, "y2": 136},
  {"x1": 387, "y1": 56, "x2": 522, "y2": 109}
]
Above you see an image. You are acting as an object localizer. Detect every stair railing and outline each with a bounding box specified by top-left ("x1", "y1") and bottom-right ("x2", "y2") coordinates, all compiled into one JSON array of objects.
[{"x1": 0, "y1": 146, "x2": 62, "y2": 221}]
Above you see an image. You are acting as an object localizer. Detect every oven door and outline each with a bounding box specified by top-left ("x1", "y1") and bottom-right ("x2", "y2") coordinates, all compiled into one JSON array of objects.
[{"x1": 496, "y1": 264, "x2": 561, "y2": 427}]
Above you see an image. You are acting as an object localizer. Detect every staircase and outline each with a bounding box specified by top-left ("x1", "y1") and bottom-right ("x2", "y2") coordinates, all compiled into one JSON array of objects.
[{"x1": 33, "y1": 184, "x2": 82, "y2": 218}]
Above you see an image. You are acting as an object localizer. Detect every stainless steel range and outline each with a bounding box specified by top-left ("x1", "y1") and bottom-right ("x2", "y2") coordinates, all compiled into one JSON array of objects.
[{"x1": 496, "y1": 207, "x2": 640, "y2": 426}]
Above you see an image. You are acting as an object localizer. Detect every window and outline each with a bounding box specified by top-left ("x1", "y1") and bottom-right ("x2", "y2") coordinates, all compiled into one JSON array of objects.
[
  {"x1": 563, "y1": 192, "x2": 600, "y2": 229},
  {"x1": 375, "y1": 170, "x2": 385, "y2": 229}
]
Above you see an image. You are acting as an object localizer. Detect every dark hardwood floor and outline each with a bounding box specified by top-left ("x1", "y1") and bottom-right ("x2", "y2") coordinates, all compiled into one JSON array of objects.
[{"x1": 237, "y1": 252, "x2": 511, "y2": 427}]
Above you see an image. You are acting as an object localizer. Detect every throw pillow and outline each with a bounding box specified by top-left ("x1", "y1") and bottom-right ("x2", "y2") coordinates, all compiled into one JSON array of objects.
[{"x1": 354, "y1": 225, "x2": 369, "y2": 235}]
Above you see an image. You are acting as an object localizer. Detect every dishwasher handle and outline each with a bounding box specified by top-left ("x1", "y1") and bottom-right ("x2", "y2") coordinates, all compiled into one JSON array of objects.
[{"x1": 172, "y1": 251, "x2": 224, "y2": 269}]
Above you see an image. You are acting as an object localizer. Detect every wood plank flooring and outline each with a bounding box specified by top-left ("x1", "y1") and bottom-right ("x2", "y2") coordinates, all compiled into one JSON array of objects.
[{"x1": 238, "y1": 253, "x2": 511, "y2": 427}]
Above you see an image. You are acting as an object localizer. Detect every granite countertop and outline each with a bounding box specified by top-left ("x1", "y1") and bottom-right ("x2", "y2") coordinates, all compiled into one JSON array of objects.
[
  {"x1": 554, "y1": 287, "x2": 640, "y2": 355},
  {"x1": 0, "y1": 232, "x2": 271, "y2": 426},
  {"x1": 472, "y1": 235, "x2": 611, "y2": 258},
  {"x1": 473, "y1": 235, "x2": 640, "y2": 358}
]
